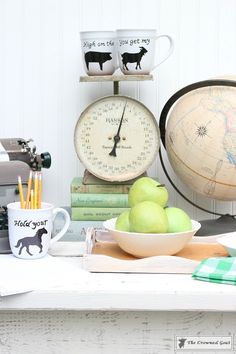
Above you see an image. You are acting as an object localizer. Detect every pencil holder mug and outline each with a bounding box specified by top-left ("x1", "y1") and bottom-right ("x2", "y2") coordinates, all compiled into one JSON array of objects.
[
  {"x1": 7, "y1": 202, "x2": 70, "y2": 259},
  {"x1": 116, "y1": 29, "x2": 174, "y2": 75}
]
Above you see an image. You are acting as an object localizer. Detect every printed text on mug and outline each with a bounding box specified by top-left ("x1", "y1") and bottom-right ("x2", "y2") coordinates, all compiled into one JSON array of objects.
[
  {"x1": 14, "y1": 219, "x2": 49, "y2": 230},
  {"x1": 83, "y1": 40, "x2": 114, "y2": 49},
  {"x1": 119, "y1": 38, "x2": 150, "y2": 46}
]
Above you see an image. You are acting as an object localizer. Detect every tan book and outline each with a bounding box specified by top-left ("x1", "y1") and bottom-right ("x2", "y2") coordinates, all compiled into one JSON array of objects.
[
  {"x1": 71, "y1": 177, "x2": 131, "y2": 194},
  {"x1": 82, "y1": 170, "x2": 148, "y2": 185}
]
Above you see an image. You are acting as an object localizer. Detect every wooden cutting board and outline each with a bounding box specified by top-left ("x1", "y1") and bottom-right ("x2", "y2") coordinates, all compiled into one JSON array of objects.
[
  {"x1": 81, "y1": 241, "x2": 229, "y2": 273},
  {"x1": 92, "y1": 241, "x2": 228, "y2": 261}
]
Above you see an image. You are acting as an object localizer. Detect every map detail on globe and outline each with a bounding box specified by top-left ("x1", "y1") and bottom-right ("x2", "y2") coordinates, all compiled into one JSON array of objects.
[{"x1": 166, "y1": 85, "x2": 236, "y2": 201}]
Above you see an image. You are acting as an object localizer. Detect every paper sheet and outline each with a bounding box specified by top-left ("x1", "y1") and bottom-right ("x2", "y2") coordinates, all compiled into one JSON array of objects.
[
  {"x1": 0, "y1": 254, "x2": 89, "y2": 296},
  {"x1": 49, "y1": 241, "x2": 87, "y2": 256}
]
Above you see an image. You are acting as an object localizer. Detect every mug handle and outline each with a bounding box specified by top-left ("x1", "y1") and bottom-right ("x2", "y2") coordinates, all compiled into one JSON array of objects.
[
  {"x1": 50, "y1": 208, "x2": 70, "y2": 244},
  {"x1": 153, "y1": 34, "x2": 174, "y2": 69}
]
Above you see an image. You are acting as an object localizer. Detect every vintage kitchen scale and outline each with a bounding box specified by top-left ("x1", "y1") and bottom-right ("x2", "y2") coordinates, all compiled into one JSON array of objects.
[{"x1": 74, "y1": 75, "x2": 159, "y2": 183}]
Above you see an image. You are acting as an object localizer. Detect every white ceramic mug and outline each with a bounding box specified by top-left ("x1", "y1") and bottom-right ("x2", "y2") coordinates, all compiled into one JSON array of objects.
[
  {"x1": 80, "y1": 31, "x2": 117, "y2": 76},
  {"x1": 116, "y1": 29, "x2": 174, "y2": 75},
  {"x1": 7, "y1": 202, "x2": 70, "y2": 259}
]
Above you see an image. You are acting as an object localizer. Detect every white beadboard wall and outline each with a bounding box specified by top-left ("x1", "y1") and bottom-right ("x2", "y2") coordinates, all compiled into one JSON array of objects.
[{"x1": 1, "y1": 0, "x2": 236, "y2": 220}]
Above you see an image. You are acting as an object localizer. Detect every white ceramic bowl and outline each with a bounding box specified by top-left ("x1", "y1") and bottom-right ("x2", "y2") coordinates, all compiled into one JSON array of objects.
[
  {"x1": 217, "y1": 233, "x2": 236, "y2": 256},
  {"x1": 103, "y1": 218, "x2": 201, "y2": 258}
]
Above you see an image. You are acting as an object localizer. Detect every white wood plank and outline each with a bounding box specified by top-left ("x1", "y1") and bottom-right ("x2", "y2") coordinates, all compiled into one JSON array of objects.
[
  {"x1": 1, "y1": 0, "x2": 236, "y2": 219},
  {"x1": 0, "y1": 311, "x2": 235, "y2": 354},
  {"x1": 3, "y1": 0, "x2": 24, "y2": 137}
]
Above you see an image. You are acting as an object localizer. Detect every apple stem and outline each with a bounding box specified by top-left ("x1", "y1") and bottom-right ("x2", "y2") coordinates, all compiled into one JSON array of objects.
[{"x1": 156, "y1": 184, "x2": 165, "y2": 188}]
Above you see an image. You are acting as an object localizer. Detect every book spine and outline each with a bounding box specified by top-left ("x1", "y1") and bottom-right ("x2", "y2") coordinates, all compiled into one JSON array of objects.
[
  {"x1": 53, "y1": 219, "x2": 104, "y2": 241},
  {"x1": 82, "y1": 170, "x2": 147, "y2": 185},
  {"x1": 71, "y1": 207, "x2": 130, "y2": 221},
  {"x1": 71, "y1": 183, "x2": 131, "y2": 194},
  {"x1": 71, "y1": 193, "x2": 129, "y2": 208}
]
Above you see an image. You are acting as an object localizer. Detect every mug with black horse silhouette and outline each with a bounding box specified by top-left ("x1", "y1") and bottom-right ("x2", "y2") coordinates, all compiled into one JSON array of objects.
[
  {"x1": 7, "y1": 202, "x2": 70, "y2": 259},
  {"x1": 116, "y1": 29, "x2": 174, "y2": 75},
  {"x1": 80, "y1": 31, "x2": 117, "y2": 76}
]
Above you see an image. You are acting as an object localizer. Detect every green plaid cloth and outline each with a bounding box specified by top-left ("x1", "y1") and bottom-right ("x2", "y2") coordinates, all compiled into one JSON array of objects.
[{"x1": 192, "y1": 257, "x2": 236, "y2": 285}]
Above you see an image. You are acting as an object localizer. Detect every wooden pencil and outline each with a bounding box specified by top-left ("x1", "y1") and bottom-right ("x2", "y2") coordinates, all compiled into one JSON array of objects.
[
  {"x1": 18, "y1": 176, "x2": 25, "y2": 209},
  {"x1": 30, "y1": 189, "x2": 34, "y2": 209},
  {"x1": 38, "y1": 172, "x2": 42, "y2": 209},
  {"x1": 25, "y1": 171, "x2": 32, "y2": 209},
  {"x1": 34, "y1": 172, "x2": 38, "y2": 209}
]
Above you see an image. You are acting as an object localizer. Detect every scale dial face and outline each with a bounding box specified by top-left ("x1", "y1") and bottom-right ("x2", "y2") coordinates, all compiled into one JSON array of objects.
[{"x1": 74, "y1": 95, "x2": 160, "y2": 181}]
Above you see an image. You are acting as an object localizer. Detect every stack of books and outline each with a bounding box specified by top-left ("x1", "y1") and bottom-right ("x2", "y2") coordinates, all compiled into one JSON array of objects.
[
  {"x1": 53, "y1": 172, "x2": 147, "y2": 242},
  {"x1": 53, "y1": 206, "x2": 100, "y2": 242},
  {"x1": 70, "y1": 174, "x2": 132, "y2": 222},
  {"x1": 53, "y1": 172, "x2": 148, "y2": 241}
]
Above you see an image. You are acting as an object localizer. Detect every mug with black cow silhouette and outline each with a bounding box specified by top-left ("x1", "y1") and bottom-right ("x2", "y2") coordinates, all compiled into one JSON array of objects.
[
  {"x1": 7, "y1": 202, "x2": 70, "y2": 259},
  {"x1": 116, "y1": 29, "x2": 174, "y2": 75},
  {"x1": 80, "y1": 31, "x2": 117, "y2": 76}
]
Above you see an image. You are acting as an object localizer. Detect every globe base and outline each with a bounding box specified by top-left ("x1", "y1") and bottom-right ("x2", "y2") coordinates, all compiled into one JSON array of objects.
[{"x1": 195, "y1": 214, "x2": 236, "y2": 236}]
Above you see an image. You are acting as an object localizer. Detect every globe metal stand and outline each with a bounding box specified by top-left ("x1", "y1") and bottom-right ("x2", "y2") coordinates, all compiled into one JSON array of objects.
[
  {"x1": 196, "y1": 215, "x2": 236, "y2": 236},
  {"x1": 159, "y1": 147, "x2": 236, "y2": 236},
  {"x1": 159, "y1": 78, "x2": 236, "y2": 237}
]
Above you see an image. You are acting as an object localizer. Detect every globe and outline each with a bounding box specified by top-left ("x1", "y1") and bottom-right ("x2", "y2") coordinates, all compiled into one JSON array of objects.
[{"x1": 159, "y1": 78, "x2": 236, "y2": 235}]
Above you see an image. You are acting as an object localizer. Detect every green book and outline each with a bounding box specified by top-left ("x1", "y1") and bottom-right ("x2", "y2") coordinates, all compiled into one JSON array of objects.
[
  {"x1": 71, "y1": 177, "x2": 131, "y2": 194},
  {"x1": 71, "y1": 192, "x2": 129, "y2": 208},
  {"x1": 71, "y1": 207, "x2": 130, "y2": 221}
]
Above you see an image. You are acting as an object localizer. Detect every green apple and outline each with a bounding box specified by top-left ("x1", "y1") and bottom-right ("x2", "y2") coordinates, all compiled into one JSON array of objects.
[
  {"x1": 129, "y1": 200, "x2": 168, "y2": 233},
  {"x1": 165, "y1": 207, "x2": 192, "y2": 233},
  {"x1": 115, "y1": 210, "x2": 130, "y2": 232},
  {"x1": 128, "y1": 177, "x2": 168, "y2": 208}
]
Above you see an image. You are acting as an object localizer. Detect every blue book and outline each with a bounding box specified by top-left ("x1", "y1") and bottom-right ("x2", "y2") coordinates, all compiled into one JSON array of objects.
[{"x1": 53, "y1": 207, "x2": 104, "y2": 241}]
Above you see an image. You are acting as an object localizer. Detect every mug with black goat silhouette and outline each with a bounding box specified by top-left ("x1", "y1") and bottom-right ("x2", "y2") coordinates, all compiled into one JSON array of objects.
[
  {"x1": 80, "y1": 31, "x2": 117, "y2": 76},
  {"x1": 116, "y1": 29, "x2": 174, "y2": 75},
  {"x1": 7, "y1": 202, "x2": 70, "y2": 259}
]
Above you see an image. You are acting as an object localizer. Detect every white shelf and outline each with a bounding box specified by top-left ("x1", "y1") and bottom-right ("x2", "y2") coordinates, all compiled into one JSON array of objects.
[
  {"x1": 1, "y1": 257, "x2": 236, "y2": 311},
  {"x1": 80, "y1": 74, "x2": 153, "y2": 82}
]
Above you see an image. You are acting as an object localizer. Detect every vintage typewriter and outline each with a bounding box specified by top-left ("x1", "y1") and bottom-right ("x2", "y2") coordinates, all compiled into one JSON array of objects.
[{"x1": 0, "y1": 138, "x2": 51, "y2": 253}]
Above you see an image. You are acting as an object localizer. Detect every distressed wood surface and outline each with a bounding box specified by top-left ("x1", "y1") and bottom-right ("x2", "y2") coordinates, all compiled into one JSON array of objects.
[
  {"x1": 1, "y1": 258, "x2": 236, "y2": 312},
  {"x1": 1, "y1": 256, "x2": 236, "y2": 353},
  {"x1": 0, "y1": 311, "x2": 236, "y2": 354}
]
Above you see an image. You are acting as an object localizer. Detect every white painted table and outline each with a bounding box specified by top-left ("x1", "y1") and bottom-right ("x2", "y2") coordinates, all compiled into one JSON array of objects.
[{"x1": 1, "y1": 257, "x2": 236, "y2": 354}]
